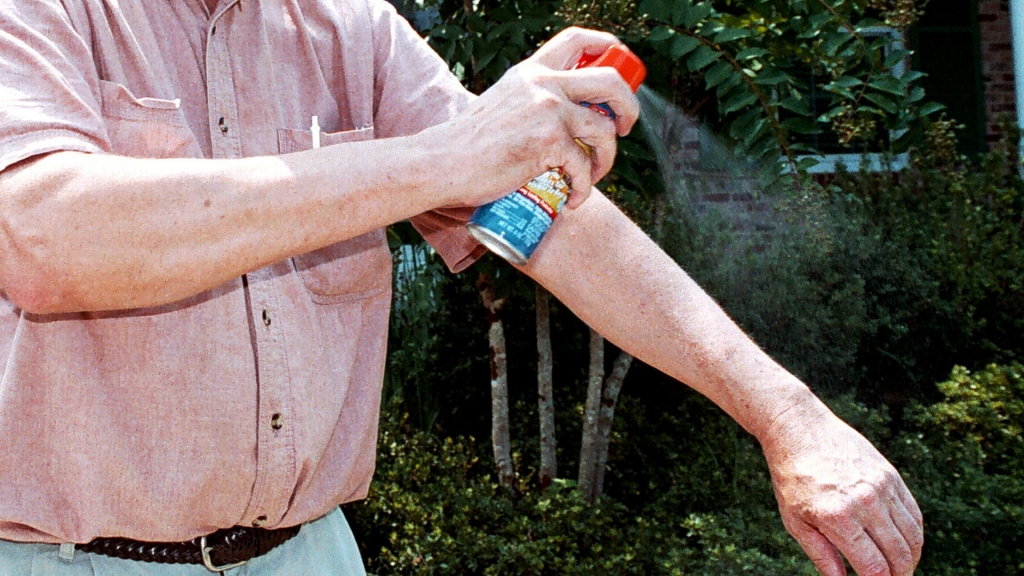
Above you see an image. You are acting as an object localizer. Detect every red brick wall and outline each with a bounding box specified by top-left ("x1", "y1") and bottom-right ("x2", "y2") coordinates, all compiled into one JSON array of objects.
[{"x1": 978, "y1": 0, "x2": 1017, "y2": 145}]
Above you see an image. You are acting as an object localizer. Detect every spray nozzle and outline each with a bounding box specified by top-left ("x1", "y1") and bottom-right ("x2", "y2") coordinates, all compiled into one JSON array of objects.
[{"x1": 575, "y1": 44, "x2": 647, "y2": 94}]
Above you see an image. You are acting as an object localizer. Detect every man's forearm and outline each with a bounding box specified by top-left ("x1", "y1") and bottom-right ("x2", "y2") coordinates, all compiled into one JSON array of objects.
[
  {"x1": 0, "y1": 134, "x2": 452, "y2": 314},
  {"x1": 521, "y1": 191, "x2": 827, "y2": 443}
]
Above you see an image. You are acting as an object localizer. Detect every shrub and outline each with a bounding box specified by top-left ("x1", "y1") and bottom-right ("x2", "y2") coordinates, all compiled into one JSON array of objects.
[
  {"x1": 893, "y1": 364, "x2": 1024, "y2": 574},
  {"x1": 348, "y1": 366, "x2": 1024, "y2": 574}
]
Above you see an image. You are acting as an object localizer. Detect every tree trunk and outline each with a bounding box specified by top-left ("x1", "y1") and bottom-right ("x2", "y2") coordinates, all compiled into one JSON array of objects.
[
  {"x1": 476, "y1": 273, "x2": 514, "y2": 489},
  {"x1": 536, "y1": 285, "x2": 557, "y2": 488},
  {"x1": 578, "y1": 328, "x2": 604, "y2": 502},
  {"x1": 594, "y1": 351, "x2": 634, "y2": 498}
]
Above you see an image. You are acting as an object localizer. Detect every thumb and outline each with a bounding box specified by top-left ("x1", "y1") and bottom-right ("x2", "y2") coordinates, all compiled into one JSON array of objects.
[{"x1": 788, "y1": 518, "x2": 847, "y2": 576}]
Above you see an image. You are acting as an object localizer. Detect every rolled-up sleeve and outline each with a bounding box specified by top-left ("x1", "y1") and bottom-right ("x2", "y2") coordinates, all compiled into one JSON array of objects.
[
  {"x1": 0, "y1": 0, "x2": 108, "y2": 173},
  {"x1": 368, "y1": 0, "x2": 486, "y2": 273}
]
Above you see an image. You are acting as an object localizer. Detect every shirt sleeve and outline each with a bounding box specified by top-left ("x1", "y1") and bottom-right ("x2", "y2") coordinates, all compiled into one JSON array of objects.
[
  {"x1": 367, "y1": 0, "x2": 486, "y2": 273},
  {"x1": 0, "y1": 0, "x2": 110, "y2": 174}
]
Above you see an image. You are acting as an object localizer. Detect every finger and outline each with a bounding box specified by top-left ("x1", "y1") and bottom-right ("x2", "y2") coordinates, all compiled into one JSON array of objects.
[
  {"x1": 554, "y1": 67, "x2": 640, "y2": 137},
  {"x1": 895, "y1": 477, "x2": 924, "y2": 533},
  {"x1": 561, "y1": 138, "x2": 593, "y2": 208},
  {"x1": 860, "y1": 511, "x2": 916, "y2": 576},
  {"x1": 562, "y1": 102, "x2": 618, "y2": 184},
  {"x1": 786, "y1": 518, "x2": 847, "y2": 576},
  {"x1": 888, "y1": 498, "x2": 924, "y2": 568},
  {"x1": 827, "y1": 525, "x2": 892, "y2": 576},
  {"x1": 530, "y1": 26, "x2": 623, "y2": 71}
]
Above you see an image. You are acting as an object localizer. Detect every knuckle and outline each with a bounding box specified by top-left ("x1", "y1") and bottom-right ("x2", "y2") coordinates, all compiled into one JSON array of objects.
[
  {"x1": 538, "y1": 124, "x2": 563, "y2": 149},
  {"x1": 863, "y1": 563, "x2": 891, "y2": 576},
  {"x1": 908, "y1": 530, "x2": 924, "y2": 552},
  {"x1": 893, "y1": 550, "x2": 916, "y2": 573},
  {"x1": 813, "y1": 503, "x2": 852, "y2": 528},
  {"x1": 855, "y1": 488, "x2": 880, "y2": 509}
]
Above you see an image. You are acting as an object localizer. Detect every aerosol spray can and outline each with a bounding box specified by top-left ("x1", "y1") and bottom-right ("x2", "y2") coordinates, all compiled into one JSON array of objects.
[{"x1": 466, "y1": 44, "x2": 647, "y2": 265}]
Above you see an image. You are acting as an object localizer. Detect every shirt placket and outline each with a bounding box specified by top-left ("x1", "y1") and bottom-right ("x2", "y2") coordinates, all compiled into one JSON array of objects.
[{"x1": 205, "y1": 2, "x2": 297, "y2": 529}]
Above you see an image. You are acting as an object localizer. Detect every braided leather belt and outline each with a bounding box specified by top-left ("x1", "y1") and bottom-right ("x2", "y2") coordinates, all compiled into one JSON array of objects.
[{"x1": 79, "y1": 524, "x2": 301, "y2": 572}]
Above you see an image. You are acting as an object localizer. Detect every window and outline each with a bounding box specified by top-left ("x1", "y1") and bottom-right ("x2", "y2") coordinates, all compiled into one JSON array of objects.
[
  {"x1": 793, "y1": 26, "x2": 911, "y2": 173},
  {"x1": 908, "y1": 0, "x2": 985, "y2": 157}
]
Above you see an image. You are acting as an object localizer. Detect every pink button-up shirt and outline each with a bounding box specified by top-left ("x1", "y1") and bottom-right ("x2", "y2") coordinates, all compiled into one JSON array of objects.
[{"x1": 0, "y1": 0, "x2": 481, "y2": 543}]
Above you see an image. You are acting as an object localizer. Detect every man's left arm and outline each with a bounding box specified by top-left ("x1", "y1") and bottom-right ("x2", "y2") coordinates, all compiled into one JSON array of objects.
[{"x1": 519, "y1": 190, "x2": 924, "y2": 576}]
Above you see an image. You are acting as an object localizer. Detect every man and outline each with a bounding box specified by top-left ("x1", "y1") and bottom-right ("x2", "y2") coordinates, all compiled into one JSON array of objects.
[{"x1": 0, "y1": 0, "x2": 922, "y2": 575}]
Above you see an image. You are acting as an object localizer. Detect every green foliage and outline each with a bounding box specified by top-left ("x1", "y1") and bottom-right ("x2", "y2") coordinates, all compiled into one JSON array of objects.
[
  {"x1": 411, "y1": 0, "x2": 939, "y2": 185},
  {"x1": 828, "y1": 118, "x2": 1024, "y2": 394},
  {"x1": 643, "y1": 120, "x2": 1024, "y2": 401},
  {"x1": 352, "y1": 365, "x2": 1024, "y2": 573},
  {"x1": 893, "y1": 364, "x2": 1024, "y2": 574},
  {"x1": 346, "y1": 397, "x2": 819, "y2": 574}
]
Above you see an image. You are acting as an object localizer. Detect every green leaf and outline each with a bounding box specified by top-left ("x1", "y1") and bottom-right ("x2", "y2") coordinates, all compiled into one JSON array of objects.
[
  {"x1": 831, "y1": 76, "x2": 862, "y2": 89},
  {"x1": 753, "y1": 67, "x2": 790, "y2": 85},
  {"x1": 892, "y1": 122, "x2": 924, "y2": 153},
  {"x1": 747, "y1": 135, "x2": 778, "y2": 160},
  {"x1": 884, "y1": 49, "x2": 912, "y2": 69},
  {"x1": 869, "y1": 75, "x2": 905, "y2": 96},
  {"x1": 704, "y1": 61, "x2": 735, "y2": 89},
  {"x1": 648, "y1": 26, "x2": 675, "y2": 42},
  {"x1": 821, "y1": 32, "x2": 853, "y2": 57},
  {"x1": 722, "y1": 90, "x2": 757, "y2": 115},
  {"x1": 864, "y1": 92, "x2": 898, "y2": 114},
  {"x1": 735, "y1": 47, "x2": 769, "y2": 61},
  {"x1": 684, "y1": 2, "x2": 712, "y2": 29},
  {"x1": 908, "y1": 86, "x2": 926, "y2": 103},
  {"x1": 853, "y1": 17, "x2": 885, "y2": 31},
  {"x1": 730, "y1": 108, "x2": 763, "y2": 138},
  {"x1": 818, "y1": 106, "x2": 847, "y2": 122},
  {"x1": 782, "y1": 117, "x2": 823, "y2": 134},
  {"x1": 809, "y1": 11, "x2": 833, "y2": 30},
  {"x1": 671, "y1": 1, "x2": 691, "y2": 26},
  {"x1": 796, "y1": 157, "x2": 822, "y2": 172},
  {"x1": 475, "y1": 43, "x2": 500, "y2": 70},
  {"x1": 638, "y1": 0, "x2": 672, "y2": 21},
  {"x1": 779, "y1": 97, "x2": 811, "y2": 115},
  {"x1": 826, "y1": 85, "x2": 856, "y2": 100},
  {"x1": 918, "y1": 101, "x2": 946, "y2": 116},
  {"x1": 743, "y1": 118, "x2": 771, "y2": 147},
  {"x1": 900, "y1": 70, "x2": 926, "y2": 84},
  {"x1": 466, "y1": 14, "x2": 487, "y2": 34},
  {"x1": 714, "y1": 27, "x2": 753, "y2": 43},
  {"x1": 717, "y1": 73, "x2": 743, "y2": 98},
  {"x1": 686, "y1": 45, "x2": 720, "y2": 71},
  {"x1": 671, "y1": 35, "x2": 702, "y2": 59}
]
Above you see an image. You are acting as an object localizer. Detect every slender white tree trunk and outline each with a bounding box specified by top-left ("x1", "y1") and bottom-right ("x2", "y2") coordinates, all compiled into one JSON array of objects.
[
  {"x1": 578, "y1": 328, "x2": 604, "y2": 502},
  {"x1": 476, "y1": 273, "x2": 514, "y2": 489},
  {"x1": 594, "y1": 351, "x2": 633, "y2": 498},
  {"x1": 536, "y1": 285, "x2": 557, "y2": 488}
]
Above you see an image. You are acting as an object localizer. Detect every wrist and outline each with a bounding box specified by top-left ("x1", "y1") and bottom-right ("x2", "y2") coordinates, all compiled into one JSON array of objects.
[{"x1": 756, "y1": 384, "x2": 835, "y2": 455}]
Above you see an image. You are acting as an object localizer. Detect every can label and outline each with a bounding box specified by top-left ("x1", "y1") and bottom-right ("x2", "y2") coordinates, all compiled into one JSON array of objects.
[{"x1": 468, "y1": 168, "x2": 571, "y2": 262}]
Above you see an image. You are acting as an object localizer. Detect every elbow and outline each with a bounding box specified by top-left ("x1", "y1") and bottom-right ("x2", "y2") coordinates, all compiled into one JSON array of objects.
[
  {"x1": 0, "y1": 154, "x2": 83, "y2": 315},
  {"x1": 0, "y1": 265, "x2": 69, "y2": 315},
  {"x1": 0, "y1": 219, "x2": 75, "y2": 315}
]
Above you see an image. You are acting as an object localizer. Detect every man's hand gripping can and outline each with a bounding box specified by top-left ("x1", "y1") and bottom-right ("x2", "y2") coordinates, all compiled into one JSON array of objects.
[{"x1": 466, "y1": 45, "x2": 647, "y2": 266}]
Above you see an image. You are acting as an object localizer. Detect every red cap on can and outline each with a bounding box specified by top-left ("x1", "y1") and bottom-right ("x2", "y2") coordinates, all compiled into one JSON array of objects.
[{"x1": 575, "y1": 44, "x2": 647, "y2": 94}]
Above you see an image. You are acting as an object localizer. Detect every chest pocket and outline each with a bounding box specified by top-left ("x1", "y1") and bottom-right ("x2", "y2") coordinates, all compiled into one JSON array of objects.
[
  {"x1": 278, "y1": 125, "x2": 391, "y2": 304},
  {"x1": 98, "y1": 80, "x2": 202, "y2": 159}
]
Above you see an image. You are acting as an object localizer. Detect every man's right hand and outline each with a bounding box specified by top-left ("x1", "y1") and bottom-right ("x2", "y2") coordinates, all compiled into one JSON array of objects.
[{"x1": 437, "y1": 27, "x2": 640, "y2": 210}]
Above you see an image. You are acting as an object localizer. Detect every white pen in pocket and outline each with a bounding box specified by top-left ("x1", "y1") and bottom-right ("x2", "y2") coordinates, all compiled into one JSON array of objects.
[{"x1": 310, "y1": 115, "x2": 321, "y2": 149}]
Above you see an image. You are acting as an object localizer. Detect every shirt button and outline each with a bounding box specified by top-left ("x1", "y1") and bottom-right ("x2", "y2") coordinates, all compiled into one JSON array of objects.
[
  {"x1": 262, "y1": 309, "x2": 271, "y2": 326},
  {"x1": 218, "y1": 117, "x2": 228, "y2": 134},
  {"x1": 252, "y1": 515, "x2": 267, "y2": 528},
  {"x1": 271, "y1": 413, "x2": 283, "y2": 430}
]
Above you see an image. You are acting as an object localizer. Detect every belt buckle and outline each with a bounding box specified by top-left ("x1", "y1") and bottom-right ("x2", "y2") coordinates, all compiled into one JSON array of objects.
[{"x1": 199, "y1": 535, "x2": 247, "y2": 573}]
